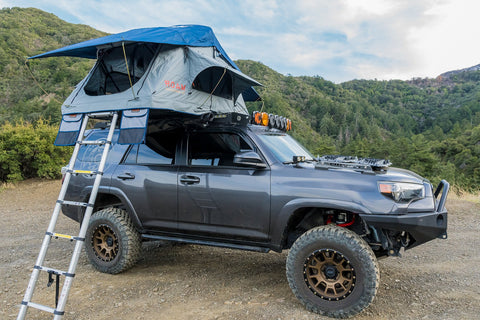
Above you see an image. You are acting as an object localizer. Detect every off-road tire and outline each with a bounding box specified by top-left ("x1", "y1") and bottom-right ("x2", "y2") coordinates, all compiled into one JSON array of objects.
[
  {"x1": 85, "y1": 207, "x2": 141, "y2": 274},
  {"x1": 286, "y1": 225, "x2": 379, "y2": 318}
]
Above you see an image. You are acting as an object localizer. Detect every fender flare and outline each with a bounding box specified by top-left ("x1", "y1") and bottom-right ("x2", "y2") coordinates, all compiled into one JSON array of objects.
[
  {"x1": 82, "y1": 186, "x2": 143, "y2": 230},
  {"x1": 105, "y1": 187, "x2": 143, "y2": 230},
  {"x1": 270, "y1": 198, "x2": 372, "y2": 248}
]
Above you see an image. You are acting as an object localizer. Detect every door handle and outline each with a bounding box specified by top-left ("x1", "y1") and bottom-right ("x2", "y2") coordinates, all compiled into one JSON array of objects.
[
  {"x1": 180, "y1": 175, "x2": 200, "y2": 185},
  {"x1": 117, "y1": 172, "x2": 135, "y2": 180}
]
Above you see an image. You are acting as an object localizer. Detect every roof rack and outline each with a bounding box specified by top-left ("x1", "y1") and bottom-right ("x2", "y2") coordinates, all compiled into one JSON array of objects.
[{"x1": 316, "y1": 155, "x2": 392, "y2": 172}]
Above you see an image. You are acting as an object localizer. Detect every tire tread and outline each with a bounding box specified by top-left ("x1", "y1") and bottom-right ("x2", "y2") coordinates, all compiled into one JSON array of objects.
[
  {"x1": 86, "y1": 207, "x2": 141, "y2": 274},
  {"x1": 286, "y1": 225, "x2": 379, "y2": 318}
]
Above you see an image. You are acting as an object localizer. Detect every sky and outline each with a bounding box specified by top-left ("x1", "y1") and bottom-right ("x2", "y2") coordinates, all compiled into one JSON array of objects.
[{"x1": 2, "y1": 0, "x2": 480, "y2": 83}]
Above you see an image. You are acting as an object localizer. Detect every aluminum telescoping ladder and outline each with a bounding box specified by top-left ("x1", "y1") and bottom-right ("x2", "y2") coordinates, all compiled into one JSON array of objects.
[{"x1": 17, "y1": 112, "x2": 119, "y2": 320}]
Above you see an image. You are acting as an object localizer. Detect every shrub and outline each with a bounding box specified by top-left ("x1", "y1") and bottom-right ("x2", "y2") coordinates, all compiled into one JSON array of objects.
[{"x1": 0, "y1": 120, "x2": 72, "y2": 182}]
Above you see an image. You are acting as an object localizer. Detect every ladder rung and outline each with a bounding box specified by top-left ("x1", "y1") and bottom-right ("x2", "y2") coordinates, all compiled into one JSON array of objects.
[
  {"x1": 22, "y1": 301, "x2": 57, "y2": 314},
  {"x1": 34, "y1": 265, "x2": 75, "y2": 277},
  {"x1": 67, "y1": 169, "x2": 103, "y2": 175},
  {"x1": 77, "y1": 140, "x2": 110, "y2": 146},
  {"x1": 46, "y1": 232, "x2": 85, "y2": 242},
  {"x1": 57, "y1": 200, "x2": 93, "y2": 207},
  {"x1": 87, "y1": 111, "x2": 115, "y2": 118}
]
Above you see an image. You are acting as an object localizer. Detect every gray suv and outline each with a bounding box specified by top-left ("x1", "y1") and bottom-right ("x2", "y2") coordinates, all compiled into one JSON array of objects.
[{"x1": 62, "y1": 115, "x2": 449, "y2": 318}]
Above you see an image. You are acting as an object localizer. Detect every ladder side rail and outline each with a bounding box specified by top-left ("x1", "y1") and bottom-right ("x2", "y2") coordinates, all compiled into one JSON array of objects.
[
  {"x1": 53, "y1": 112, "x2": 118, "y2": 319},
  {"x1": 17, "y1": 114, "x2": 90, "y2": 320},
  {"x1": 48, "y1": 114, "x2": 90, "y2": 232}
]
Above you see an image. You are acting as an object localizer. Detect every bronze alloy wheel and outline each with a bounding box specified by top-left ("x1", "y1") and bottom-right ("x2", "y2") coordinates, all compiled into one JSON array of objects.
[
  {"x1": 304, "y1": 249, "x2": 356, "y2": 301},
  {"x1": 287, "y1": 226, "x2": 379, "y2": 317},
  {"x1": 86, "y1": 208, "x2": 141, "y2": 274},
  {"x1": 92, "y1": 224, "x2": 119, "y2": 262}
]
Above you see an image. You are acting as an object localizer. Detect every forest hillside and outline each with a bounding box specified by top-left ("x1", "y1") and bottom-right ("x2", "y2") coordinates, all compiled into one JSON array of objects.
[{"x1": 1, "y1": 7, "x2": 479, "y2": 191}]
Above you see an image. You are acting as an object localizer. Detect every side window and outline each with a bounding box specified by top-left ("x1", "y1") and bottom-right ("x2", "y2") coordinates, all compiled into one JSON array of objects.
[
  {"x1": 137, "y1": 144, "x2": 172, "y2": 164},
  {"x1": 123, "y1": 129, "x2": 180, "y2": 165},
  {"x1": 124, "y1": 145, "x2": 138, "y2": 164},
  {"x1": 188, "y1": 132, "x2": 252, "y2": 167}
]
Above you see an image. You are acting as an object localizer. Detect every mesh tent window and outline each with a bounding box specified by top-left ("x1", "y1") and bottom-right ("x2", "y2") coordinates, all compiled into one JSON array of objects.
[
  {"x1": 84, "y1": 43, "x2": 159, "y2": 96},
  {"x1": 193, "y1": 67, "x2": 233, "y2": 99}
]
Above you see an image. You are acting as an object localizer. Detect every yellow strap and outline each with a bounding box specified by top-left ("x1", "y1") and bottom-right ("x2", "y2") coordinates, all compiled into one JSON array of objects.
[
  {"x1": 73, "y1": 170, "x2": 94, "y2": 174},
  {"x1": 122, "y1": 42, "x2": 137, "y2": 99},
  {"x1": 53, "y1": 233, "x2": 73, "y2": 240},
  {"x1": 198, "y1": 68, "x2": 227, "y2": 108}
]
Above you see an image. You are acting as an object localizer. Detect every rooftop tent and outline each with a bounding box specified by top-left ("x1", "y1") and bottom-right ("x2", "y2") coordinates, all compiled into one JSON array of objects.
[{"x1": 29, "y1": 25, "x2": 262, "y2": 145}]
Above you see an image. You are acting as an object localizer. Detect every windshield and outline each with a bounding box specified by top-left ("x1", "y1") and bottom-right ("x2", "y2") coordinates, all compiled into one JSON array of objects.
[{"x1": 257, "y1": 132, "x2": 314, "y2": 163}]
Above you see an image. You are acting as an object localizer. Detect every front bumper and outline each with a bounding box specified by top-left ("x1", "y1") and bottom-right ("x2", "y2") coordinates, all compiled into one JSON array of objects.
[{"x1": 360, "y1": 180, "x2": 449, "y2": 248}]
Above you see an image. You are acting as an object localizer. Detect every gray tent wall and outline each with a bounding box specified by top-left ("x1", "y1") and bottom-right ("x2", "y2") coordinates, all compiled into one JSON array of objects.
[
  {"x1": 61, "y1": 45, "x2": 258, "y2": 116},
  {"x1": 54, "y1": 43, "x2": 261, "y2": 146}
]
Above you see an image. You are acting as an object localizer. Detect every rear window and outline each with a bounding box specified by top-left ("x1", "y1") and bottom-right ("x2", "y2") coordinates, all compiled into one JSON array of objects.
[{"x1": 123, "y1": 129, "x2": 181, "y2": 165}]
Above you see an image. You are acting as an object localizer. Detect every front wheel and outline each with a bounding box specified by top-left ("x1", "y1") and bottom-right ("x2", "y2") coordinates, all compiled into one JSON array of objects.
[
  {"x1": 85, "y1": 207, "x2": 141, "y2": 274},
  {"x1": 286, "y1": 225, "x2": 379, "y2": 318}
]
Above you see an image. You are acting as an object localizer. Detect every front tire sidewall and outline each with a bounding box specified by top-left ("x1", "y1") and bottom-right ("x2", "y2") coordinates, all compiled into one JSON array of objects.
[{"x1": 286, "y1": 226, "x2": 379, "y2": 318}]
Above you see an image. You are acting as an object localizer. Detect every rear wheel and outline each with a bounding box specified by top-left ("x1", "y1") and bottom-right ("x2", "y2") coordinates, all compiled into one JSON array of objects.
[
  {"x1": 286, "y1": 225, "x2": 379, "y2": 318},
  {"x1": 85, "y1": 207, "x2": 141, "y2": 274}
]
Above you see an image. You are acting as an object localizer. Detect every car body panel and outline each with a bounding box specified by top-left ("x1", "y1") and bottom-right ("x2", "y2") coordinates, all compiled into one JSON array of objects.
[{"x1": 62, "y1": 123, "x2": 448, "y2": 253}]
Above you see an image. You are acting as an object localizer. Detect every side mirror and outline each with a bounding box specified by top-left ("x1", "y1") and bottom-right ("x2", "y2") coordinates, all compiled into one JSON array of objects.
[{"x1": 233, "y1": 151, "x2": 267, "y2": 168}]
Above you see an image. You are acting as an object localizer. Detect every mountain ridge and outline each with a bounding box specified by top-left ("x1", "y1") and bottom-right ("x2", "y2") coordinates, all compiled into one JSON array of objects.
[{"x1": 438, "y1": 64, "x2": 480, "y2": 79}]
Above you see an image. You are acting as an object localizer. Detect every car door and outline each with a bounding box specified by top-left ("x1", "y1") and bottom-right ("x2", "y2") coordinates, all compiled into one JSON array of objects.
[
  {"x1": 177, "y1": 130, "x2": 271, "y2": 241},
  {"x1": 111, "y1": 129, "x2": 181, "y2": 231}
]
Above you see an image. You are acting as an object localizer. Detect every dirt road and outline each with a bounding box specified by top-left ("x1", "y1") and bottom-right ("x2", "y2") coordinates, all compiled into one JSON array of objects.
[{"x1": 1, "y1": 180, "x2": 479, "y2": 320}]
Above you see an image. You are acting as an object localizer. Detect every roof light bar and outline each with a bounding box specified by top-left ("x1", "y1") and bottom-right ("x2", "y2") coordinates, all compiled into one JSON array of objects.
[{"x1": 251, "y1": 111, "x2": 292, "y2": 131}]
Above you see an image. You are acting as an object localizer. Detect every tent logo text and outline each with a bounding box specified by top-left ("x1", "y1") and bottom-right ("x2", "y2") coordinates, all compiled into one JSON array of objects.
[{"x1": 165, "y1": 80, "x2": 186, "y2": 92}]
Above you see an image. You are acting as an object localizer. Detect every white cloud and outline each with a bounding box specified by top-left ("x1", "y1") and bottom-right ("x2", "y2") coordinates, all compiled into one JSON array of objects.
[
  {"x1": 239, "y1": 0, "x2": 278, "y2": 20},
  {"x1": 220, "y1": 27, "x2": 271, "y2": 38},
  {"x1": 3, "y1": 0, "x2": 480, "y2": 81},
  {"x1": 344, "y1": 0, "x2": 399, "y2": 17},
  {"x1": 408, "y1": 0, "x2": 480, "y2": 78}
]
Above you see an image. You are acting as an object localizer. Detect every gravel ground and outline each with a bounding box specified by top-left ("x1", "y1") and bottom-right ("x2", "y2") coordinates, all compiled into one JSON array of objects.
[{"x1": 1, "y1": 179, "x2": 479, "y2": 320}]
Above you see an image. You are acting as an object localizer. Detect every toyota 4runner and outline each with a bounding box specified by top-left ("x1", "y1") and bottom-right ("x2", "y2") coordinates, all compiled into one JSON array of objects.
[{"x1": 62, "y1": 111, "x2": 449, "y2": 318}]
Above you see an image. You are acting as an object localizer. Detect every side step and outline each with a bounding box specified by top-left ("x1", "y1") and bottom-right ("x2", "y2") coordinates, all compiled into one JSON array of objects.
[{"x1": 141, "y1": 234, "x2": 271, "y2": 253}]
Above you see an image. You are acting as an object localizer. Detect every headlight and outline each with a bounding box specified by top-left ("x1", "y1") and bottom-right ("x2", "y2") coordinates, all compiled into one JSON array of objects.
[{"x1": 379, "y1": 182, "x2": 425, "y2": 203}]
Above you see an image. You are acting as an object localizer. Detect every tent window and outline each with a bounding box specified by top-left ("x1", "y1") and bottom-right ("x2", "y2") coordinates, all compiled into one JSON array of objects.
[
  {"x1": 84, "y1": 43, "x2": 158, "y2": 96},
  {"x1": 193, "y1": 67, "x2": 232, "y2": 99}
]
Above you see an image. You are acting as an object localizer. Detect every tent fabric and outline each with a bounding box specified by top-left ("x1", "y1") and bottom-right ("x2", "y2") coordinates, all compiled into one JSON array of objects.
[
  {"x1": 29, "y1": 25, "x2": 261, "y2": 102},
  {"x1": 61, "y1": 45, "x2": 259, "y2": 116},
  {"x1": 118, "y1": 109, "x2": 149, "y2": 145},
  {"x1": 55, "y1": 114, "x2": 83, "y2": 146}
]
